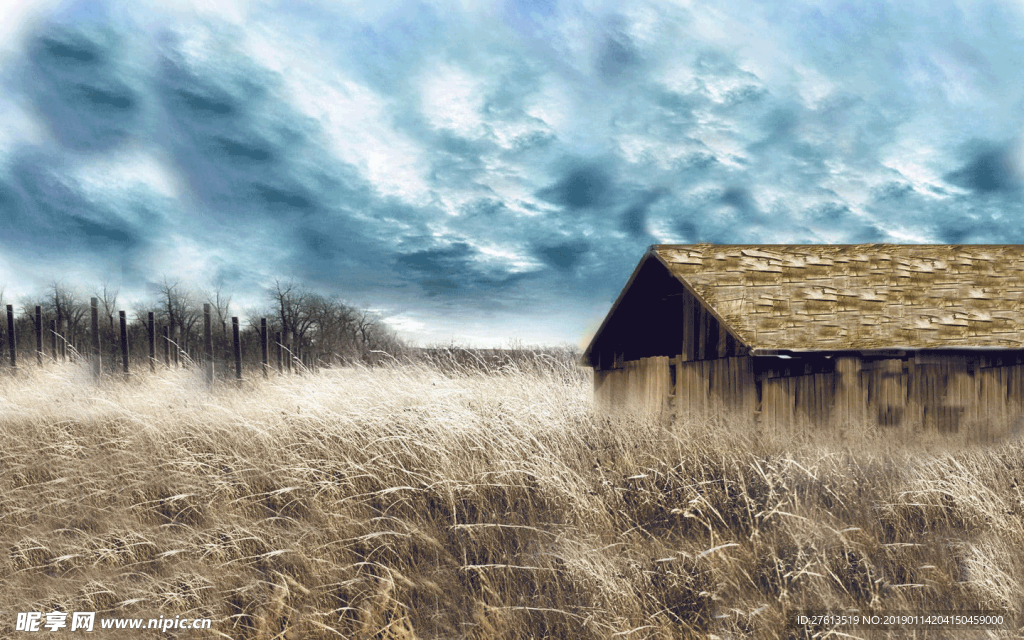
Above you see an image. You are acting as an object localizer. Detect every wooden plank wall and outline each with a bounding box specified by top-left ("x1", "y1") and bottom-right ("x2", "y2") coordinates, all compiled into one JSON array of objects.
[
  {"x1": 834, "y1": 357, "x2": 864, "y2": 427},
  {"x1": 674, "y1": 357, "x2": 756, "y2": 421},
  {"x1": 870, "y1": 358, "x2": 1020, "y2": 442},
  {"x1": 761, "y1": 376, "x2": 791, "y2": 438},
  {"x1": 677, "y1": 358, "x2": 707, "y2": 417},
  {"x1": 593, "y1": 356, "x2": 672, "y2": 416},
  {"x1": 761, "y1": 372, "x2": 835, "y2": 436},
  {"x1": 597, "y1": 354, "x2": 1024, "y2": 443}
]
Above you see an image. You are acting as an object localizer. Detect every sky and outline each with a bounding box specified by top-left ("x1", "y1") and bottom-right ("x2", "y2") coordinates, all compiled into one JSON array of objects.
[{"x1": 2, "y1": 0, "x2": 1024, "y2": 347}]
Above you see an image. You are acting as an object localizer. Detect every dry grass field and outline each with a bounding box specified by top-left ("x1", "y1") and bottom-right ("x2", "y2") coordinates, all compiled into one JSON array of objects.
[{"x1": 2, "y1": 352, "x2": 1024, "y2": 638}]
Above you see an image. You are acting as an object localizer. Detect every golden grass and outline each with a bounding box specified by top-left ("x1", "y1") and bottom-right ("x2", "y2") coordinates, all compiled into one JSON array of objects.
[{"x1": 1, "y1": 358, "x2": 1023, "y2": 638}]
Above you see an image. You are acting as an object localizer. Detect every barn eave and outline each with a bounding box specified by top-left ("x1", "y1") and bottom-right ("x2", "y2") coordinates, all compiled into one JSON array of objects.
[{"x1": 749, "y1": 346, "x2": 1024, "y2": 357}]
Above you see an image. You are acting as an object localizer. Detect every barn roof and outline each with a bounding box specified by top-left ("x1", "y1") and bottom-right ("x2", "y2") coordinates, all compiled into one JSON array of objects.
[{"x1": 644, "y1": 244, "x2": 1024, "y2": 352}]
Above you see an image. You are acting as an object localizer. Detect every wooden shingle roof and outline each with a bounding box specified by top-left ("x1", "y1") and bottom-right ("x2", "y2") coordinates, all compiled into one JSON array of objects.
[{"x1": 652, "y1": 244, "x2": 1024, "y2": 351}]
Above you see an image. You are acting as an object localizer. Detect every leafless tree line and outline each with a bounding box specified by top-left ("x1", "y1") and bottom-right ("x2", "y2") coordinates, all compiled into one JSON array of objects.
[{"x1": 0, "y1": 278, "x2": 407, "y2": 372}]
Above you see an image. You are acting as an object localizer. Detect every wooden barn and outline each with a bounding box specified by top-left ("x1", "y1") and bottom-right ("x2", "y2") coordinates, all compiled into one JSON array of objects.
[{"x1": 583, "y1": 244, "x2": 1024, "y2": 440}]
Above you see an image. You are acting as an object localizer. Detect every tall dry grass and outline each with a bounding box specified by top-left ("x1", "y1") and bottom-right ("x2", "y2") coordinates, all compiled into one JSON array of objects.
[{"x1": 1, "y1": 355, "x2": 1023, "y2": 638}]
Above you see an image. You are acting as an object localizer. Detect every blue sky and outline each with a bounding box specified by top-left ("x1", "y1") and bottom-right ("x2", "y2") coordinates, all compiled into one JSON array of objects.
[{"x1": 2, "y1": 0, "x2": 1024, "y2": 347}]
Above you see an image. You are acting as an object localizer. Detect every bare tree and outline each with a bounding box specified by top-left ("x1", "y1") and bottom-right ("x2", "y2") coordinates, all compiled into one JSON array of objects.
[
  {"x1": 0, "y1": 277, "x2": 408, "y2": 371},
  {"x1": 270, "y1": 279, "x2": 299, "y2": 343},
  {"x1": 18, "y1": 295, "x2": 45, "y2": 320},
  {"x1": 94, "y1": 282, "x2": 120, "y2": 363},
  {"x1": 200, "y1": 283, "x2": 235, "y2": 366},
  {"x1": 269, "y1": 280, "x2": 320, "y2": 366},
  {"x1": 350, "y1": 308, "x2": 382, "y2": 360},
  {"x1": 203, "y1": 283, "x2": 232, "y2": 337},
  {"x1": 178, "y1": 299, "x2": 202, "y2": 364},
  {"x1": 153, "y1": 278, "x2": 202, "y2": 365},
  {"x1": 155, "y1": 277, "x2": 180, "y2": 361},
  {"x1": 49, "y1": 281, "x2": 87, "y2": 358},
  {"x1": 350, "y1": 309, "x2": 405, "y2": 363},
  {"x1": 306, "y1": 295, "x2": 354, "y2": 366},
  {"x1": 95, "y1": 282, "x2": 118, "y2": 318}
]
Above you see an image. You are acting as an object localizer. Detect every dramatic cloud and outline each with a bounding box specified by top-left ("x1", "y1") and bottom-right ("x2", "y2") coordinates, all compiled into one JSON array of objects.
[
  {"x1": 23, "y1": 24, "x2": 142, "y2": 153},
  {"x1": 537, "y1": 163, "x2": 615, "y2": 210},
  {"x1": 945, "y1": 141, "x2": 1024, "y2": 194},
  {"x1": 2, "y1": 0, "x2": 1024, "y2": 345}
]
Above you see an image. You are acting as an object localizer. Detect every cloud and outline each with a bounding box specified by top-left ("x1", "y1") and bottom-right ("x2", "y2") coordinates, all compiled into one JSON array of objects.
[
  {"x1": 21, "y1": 23, "x2": 142, "y2": 153},
  {"x1": 3, "y1": 0, "x2": 1024, "y2": 346},
  {"x1": 152, "y1": 26, "x2": 343, "y2": 219},
  {"x1": 395, "y1": 241, "x2": 527, "y2": 300},
  {"x1": 944, "y1": 141, "x2": 1024, "y2": 194},
  {"x1": 533, "y1": 239, "x2": 589, "y2": 271},
  {"x1": 719, "y1": 186, "x2": 761, "y2": 222},
  {"x1": 0, "y1": 148, "x2": 158, "y2": 280},
  {"x1": 620, "y1": 188, "x2": 666, "y2": 238},
  {"x1": 598, "y1": 24, "x2": 642, "y2": 83},
  {"x1": 536, "y1": 162, "x2": 614, "y2": 210}
]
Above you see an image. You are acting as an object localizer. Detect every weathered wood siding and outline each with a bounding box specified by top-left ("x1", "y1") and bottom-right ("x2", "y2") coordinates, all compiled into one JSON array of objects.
[
  {"x1": 760, "y1": 372, "x2": 836, "y2": 437},
  {"x1": 673, "y1": 356, "x2": 757, "y2": 420},
  {"x1": 594, "y1": 356, "x2": 673, "y2": 416},
  {"x1": 599, "y1": 353, "x2": 1024, "y2": 443}
]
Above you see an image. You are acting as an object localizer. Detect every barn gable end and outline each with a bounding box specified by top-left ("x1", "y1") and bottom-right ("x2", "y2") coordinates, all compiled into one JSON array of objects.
[{"x1": 583, "y1": 251, "x2": 746, "y2": 370}]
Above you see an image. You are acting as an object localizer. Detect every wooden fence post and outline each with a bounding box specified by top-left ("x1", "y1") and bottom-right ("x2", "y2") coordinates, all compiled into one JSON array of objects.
[
  {"x1": 162, "y1": 325, "x2": 170, "y2": 367},
  {"x1": 232, "y1": 317, "x2": 242, "y2": 381},
  {"x1": 148, "y1": 312, "x2": 155, "y2": 373},
  {"x1": 119, "y1": 311, "x2": 129, "y2": 374},
  {"x1": 108, "y1": 313, "x2": 115, "y2": 370},
  {"x1": 91, "y1": 298, "x2": 100, "y2": 378},
  {"x1": 171, "y1": 322, "x2": 178, "y2": 367},
  {"x1": 275, "y1": 331, "x2": 282, "y2": 374},
  {"x1": 50, "y1": 319, "x2": 57, "y2": 361},
  {"x1": 287, "y1": 331, "x2": 294, "y2": 374},
  {"x1": 35, "y1": 305, "x2": 42, "y2": 366},
  {"x1": 203, "y1": 304, "x2": 213, "y2": 385},
  {"x1": 59, "y1": 317, "x2": 66, "y2": 361},
  {"x1": 260, "y1": 318, "x2": 268, "y2": 378},
  {"x1": 6, "y1": 304, "x2": 16, "y2": 371}
]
